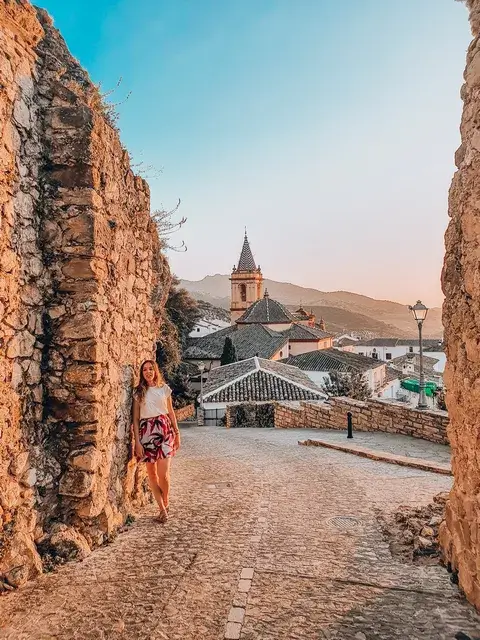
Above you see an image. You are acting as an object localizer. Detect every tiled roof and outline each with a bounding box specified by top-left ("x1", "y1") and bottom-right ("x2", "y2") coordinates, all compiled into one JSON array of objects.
[
  {"x1": 335, "y1": 337, "x2": 359, "y2": 347},
  {"x1": 389, "y1": 353, "x2": 439, "y2": 377},
  {"x1": 184, "y1": 324, "x2": 287, "y2": 361},
  {"x1": 282, "y1": 324, "x2": 333, "y2": 341},
  {"x1": 236, "y1": 293, "x2": 296, "y2": 325},
  {"x1": 203, "y1": 356, "x2": 325, "y2": 403},
  {"x1": 256, "y1": 358, "x2": 324, "y2": 390},
  {"x1": 281, "y1": 348, "x2": 384, "y2": 373},
  {"x1": 353, "y1": 338, "x2": 444, "y2": 349},
  {"x1": 203, "y1": 359, "x2": 258, "y2": 393},
  {"x1": 237, "y1": 233, "x2": 257, "y2": 271}
]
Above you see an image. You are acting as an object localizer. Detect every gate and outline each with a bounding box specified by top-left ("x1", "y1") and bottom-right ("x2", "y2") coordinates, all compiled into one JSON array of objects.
[{"x1": 204, "y1": 408, "x2": 226, "y2": 426}]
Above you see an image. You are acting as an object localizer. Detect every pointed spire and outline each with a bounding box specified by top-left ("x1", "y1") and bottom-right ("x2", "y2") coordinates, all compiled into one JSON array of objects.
[{"x1": 237, "y1": 230, "x2": 257, "y2": 271}]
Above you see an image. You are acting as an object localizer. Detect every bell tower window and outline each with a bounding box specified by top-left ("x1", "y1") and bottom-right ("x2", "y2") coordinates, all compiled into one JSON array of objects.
[{"x1": 240, "y1": 284, "x2": 247, "y2": 302}]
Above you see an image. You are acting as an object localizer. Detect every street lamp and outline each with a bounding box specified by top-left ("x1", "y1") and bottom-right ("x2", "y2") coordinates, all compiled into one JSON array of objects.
[
  {"x1": 198, "y1": 361, "x2": 205, "y2": 409},
  {"x1": 409, "y1": 300, "x2": 429, "y2": 410}
]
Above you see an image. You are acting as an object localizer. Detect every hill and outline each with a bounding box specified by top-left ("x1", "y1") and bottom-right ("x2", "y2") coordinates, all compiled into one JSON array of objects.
[
  {"x1": 180, "y1": 275, "x2": 443, "y2": 338},
  {"x1": 287, "y1": 305, "x2": 410, "y2": 338}
]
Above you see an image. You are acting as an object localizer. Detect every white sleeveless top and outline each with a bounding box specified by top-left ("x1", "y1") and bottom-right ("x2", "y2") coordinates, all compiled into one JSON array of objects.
[{"x1": 140, "y1": 385, "x2": 172, "y2": 419}]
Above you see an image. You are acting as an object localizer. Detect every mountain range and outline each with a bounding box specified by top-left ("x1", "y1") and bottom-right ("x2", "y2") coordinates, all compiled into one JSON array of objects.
[{"x1": 180, "y1": 275, "x2": 443, "y2": 338}]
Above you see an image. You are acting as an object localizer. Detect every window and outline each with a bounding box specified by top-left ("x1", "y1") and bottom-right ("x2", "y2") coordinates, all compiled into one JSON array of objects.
[
  {"x1": 359, "y1": 352, "x2": 364, "y2": 356},
  {"x1": 279, "y1": 351, "x2": 283, "y2": 358},
  {"x1": 240, "y1": 284, "x2": 247, "y2": 302},
  {"x1": 372, "y1": 352, "x2": 378, "y2": 360},
  {"x1": 197, "y1": 328, "x2": 200, "y2": 332},
  {"x1": 409, "y1": 346, "x2": 414, "y2": 353},
  {"x1": 386, "y1": 353, "x2": 392, "y2": 360}
]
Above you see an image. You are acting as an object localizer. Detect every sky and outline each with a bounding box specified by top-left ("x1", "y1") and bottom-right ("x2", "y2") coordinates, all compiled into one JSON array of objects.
[{"x1": 37, "y1": 0, "x2": 472, "y2": 307}]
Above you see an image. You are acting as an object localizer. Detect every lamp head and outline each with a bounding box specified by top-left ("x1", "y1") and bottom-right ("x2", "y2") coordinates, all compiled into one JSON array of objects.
[{"x1": 409, "y1": 300, "x2": 428, "y2": 323}]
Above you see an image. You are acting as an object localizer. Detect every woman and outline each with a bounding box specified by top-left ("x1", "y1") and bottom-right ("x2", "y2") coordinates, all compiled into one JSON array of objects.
[{"x1": 133, "y1": 360, "x2": 181, "y2": 523}]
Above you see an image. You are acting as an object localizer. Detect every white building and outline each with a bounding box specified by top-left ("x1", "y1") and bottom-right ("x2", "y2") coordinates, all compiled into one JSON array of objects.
[
  {"x1": 282, "y1": 349, "x2": 399, "y2": 397},
  {"x1": 189, "y1": 318, "x2": 230, "y2": 338},
  {"x1": 342, "y1": 338, "x2": 446, "y2": 373}
]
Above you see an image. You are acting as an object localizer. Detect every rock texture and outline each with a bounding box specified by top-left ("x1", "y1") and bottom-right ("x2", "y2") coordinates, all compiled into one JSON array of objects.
[
  {"x1": 0, "y1": 1, "x2": 170, "y2": 586},
  {"x1": 378, "y1": 492, "x2": 449, "y2": 566},
  {"x1": 440, "y1": 0, "x2": 480, "y2": 611}
]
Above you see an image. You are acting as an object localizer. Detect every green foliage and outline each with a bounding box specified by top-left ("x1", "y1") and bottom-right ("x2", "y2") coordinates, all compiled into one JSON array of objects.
[
  {"x1": 322, "y1": 370, "x2": 371, "y2": 401},
  {"x1": 166, "y1": 276, "x2": 201, "y2": 349},
  {"x1": 165, "y1": 363, "x2": 197, "y2": 409},
  {"x1": 256, "y1": 403, "x2": 274, "y2": 428},
  {"x1": 227, "y1": 403, "x2": 274, "y2": 428},
  {"x1": 220, "y1": 336, "x2": 237, "y2": 366},
  {"x1": 156, "y1": 315, "x2": 181, "y2": 379},
  {"x1": 234, "y1": 405, "x2": 249, "y2": 427},
  {"x1": 156, "y1": 277, "x2": 201, "y2": 407}
]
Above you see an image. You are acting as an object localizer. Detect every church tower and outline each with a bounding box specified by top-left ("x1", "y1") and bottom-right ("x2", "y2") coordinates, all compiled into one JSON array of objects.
[{"x1": 230, "y1": 231, "x2": 263, "y2": 323}]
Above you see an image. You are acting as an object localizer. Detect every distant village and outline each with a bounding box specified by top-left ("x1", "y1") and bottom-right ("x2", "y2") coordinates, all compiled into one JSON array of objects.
[{"x1": 184, "y1": 233, "x2": 445, "y2": 424}]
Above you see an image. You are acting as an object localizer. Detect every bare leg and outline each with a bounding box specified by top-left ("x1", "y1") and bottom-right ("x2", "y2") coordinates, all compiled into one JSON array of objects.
[
  {"x1": 145, "y1": 462, "x2": 166, "y2": 515},
  {"x1": 155, "y1": 458, "x2": 171, "y2": 510}
]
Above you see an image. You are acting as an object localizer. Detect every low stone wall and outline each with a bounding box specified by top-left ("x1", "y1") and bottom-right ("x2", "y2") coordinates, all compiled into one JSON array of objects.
[
  {"x1": 274, "y1": 398, "x2": 449, "y2": 445},
  {"x1": 175, "y1": 404, "x2": 195, "y2": 422}
]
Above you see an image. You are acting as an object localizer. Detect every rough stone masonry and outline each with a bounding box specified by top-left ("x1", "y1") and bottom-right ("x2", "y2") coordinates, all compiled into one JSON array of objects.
[
  {"x1": 0, "y1": 0, "x2": 170, "y2": 586},
  {"x1": 441, "y1": 0, "x2": 480, "y2": 612}
]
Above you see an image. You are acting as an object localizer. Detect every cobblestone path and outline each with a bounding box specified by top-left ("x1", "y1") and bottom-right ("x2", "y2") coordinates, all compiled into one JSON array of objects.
[{"x1": 1, "y1": 427, "x2": 479, "y2": 640}]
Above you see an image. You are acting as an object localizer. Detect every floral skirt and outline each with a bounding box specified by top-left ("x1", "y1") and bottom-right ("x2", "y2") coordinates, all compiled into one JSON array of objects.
[{"x1": 139, "y1": 414, "x2": 176, "y2": 463}]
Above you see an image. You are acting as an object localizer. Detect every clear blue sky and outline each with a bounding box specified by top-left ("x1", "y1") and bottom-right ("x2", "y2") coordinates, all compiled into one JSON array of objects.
[{"x1": 37, "y1": 0, "x2": 471, "y2": 306}]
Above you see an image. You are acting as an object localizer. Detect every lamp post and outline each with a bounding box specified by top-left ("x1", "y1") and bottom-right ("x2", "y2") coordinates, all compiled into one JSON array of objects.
[
  {"x1": 198, "y1": 361, "x2": 205, "y2": 409},
  {"x1": 408, "y1": 300, "x2": 429, "y2": 410}
]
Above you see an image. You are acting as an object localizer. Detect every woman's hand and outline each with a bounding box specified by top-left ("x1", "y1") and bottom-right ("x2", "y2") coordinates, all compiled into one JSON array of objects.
[
  {"x1": 135, "y1": 440, "x2": 144, "y2": 459},
  {"x1": 174, "y1": 432, "x2": 181, "y2": 452}
]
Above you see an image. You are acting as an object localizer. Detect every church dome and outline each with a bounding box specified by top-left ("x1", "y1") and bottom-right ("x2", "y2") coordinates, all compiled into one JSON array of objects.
[{"x1": 236, "y1": 290, "x2": 296, "y2": 325}]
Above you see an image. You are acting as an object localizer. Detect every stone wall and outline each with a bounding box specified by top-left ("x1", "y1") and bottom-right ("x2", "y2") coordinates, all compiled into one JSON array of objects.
[
  {"x1": 175, "y1": 404, "x2": 195, "y2": 422},
  {"x1": 0, "y1": 1, "x2": 170, "y2": 586},
  {"x1": 440, "y1": 0, "x2": 480, "y2": 610},
  {"x1": 274, "y1": 398, "x2": 449, "y2": 444}
]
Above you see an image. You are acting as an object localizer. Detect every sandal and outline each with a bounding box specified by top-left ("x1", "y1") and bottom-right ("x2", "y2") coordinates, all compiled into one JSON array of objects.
[{"x1": 156, "y1": 509, "x2": 168, "y2": 524}]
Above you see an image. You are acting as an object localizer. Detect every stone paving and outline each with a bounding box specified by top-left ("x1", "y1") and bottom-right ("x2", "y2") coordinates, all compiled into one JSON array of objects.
[
  {"x1": 1, "y1": 426, "x2": 479, "y2": 640},
  {"x1": 302, "y1": 428, "x2": 452, "y2": 465}
]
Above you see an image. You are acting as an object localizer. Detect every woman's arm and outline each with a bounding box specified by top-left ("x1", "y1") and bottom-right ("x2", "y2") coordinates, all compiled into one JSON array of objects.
[
  {"x1": 132, "y1": 398, "x2": 144, "y2": 458},
  {"x1": 167, "y1": 395, "x2": 181, "y2": 450}
]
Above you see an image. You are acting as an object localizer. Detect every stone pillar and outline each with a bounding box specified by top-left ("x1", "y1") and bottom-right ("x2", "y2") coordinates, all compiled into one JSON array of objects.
[{"x1": 440, "y1": 0, "x2": 480, "y2": 609}]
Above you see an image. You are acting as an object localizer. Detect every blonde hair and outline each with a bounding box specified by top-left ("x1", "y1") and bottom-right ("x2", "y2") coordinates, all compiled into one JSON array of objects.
[{"x1": 134, "y1": 360, "x2": 164, "y2": 403}]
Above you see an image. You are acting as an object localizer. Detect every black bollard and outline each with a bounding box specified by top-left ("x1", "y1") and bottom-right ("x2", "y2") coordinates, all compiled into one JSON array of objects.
[{"x1": 347, "y1": 412, "x2": 353, "y2": 438}]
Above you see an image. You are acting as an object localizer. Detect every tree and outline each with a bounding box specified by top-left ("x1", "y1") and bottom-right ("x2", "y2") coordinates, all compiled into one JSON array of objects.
[
  {"x1": 165, "y1": 276, "x2": 201, "y2": 349},
  {"x1": 151, "y1": 200, "x2": 187, "y2": 252},
  {"x1": 155, "y1": 278, "x2": 201, "y2": 407},
  {"x1": 220, "y1": 337, "x2": 237, "y2": 366},
  {"x1": 322, "y1": 370, "x2": 371, "y2": 401}
]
